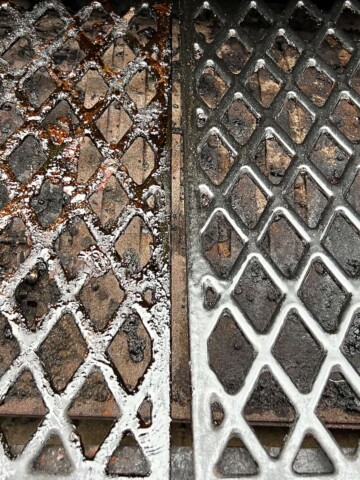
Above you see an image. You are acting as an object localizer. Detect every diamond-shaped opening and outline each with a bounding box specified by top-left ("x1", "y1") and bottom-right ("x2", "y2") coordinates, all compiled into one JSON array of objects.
[
  {"x1": 37, "y1": 313, "x2": 88, "y2": 393},
  {"x1": 77, "y1": 136, "x2": 102, "y2": 184},
  {"x1": 323, "y1": 212, "x2": 360, "y2": 277},
  {"x1": 277, "y1": 96, "x2": 313, "y2": 144},
  {"x1": 42, "y1": 99, "x2": 79, "y2": 132},
  {"x1": 216, "y1": 35, "x2": 251, "y2": 74},
  {"x1": 347, "y1": 170, "x2": 360, "y2": 214},
  {"x1": 108, "y1": 312, "x2": 152, "y2": 393},
  {"x1": 199, "y1": 131, "x2": 235, "y2": 185},
  {"x1": 22, "y1": 67, "x2": 56, "y2": 109},
  {"x1": 70, "y1": 419, "x2": 116, "y2": 461},
  {"x1": 289, "y1": 5, "x2": 321, "y2": 41},
  {"x1": 0, "y1": 369, "x2": 48, "y2": 457},
  {"x1": 126, "y1": 69, "x2": 157, "y2": 109},
  {"x1": 0, "y1": 103, "x2": 22, "y2": 145},
  {"x1": 246, "y1": 65, "x2": 281, "y2": 108},
  {"x1": 115, "y1": 216, "x2": 153, "y2": 274},
  {"x1": 0, "y1": 217, "x2": 31, "y2": 278},
  {"x1": 0, "y1": 416, "x2": 44, "y2": 459},
  {"x1": 297, "y1": 66, "x2": 334, "y2": 107},
  {"x1": 3, "y1": 37, "x2": 34, "y2": 70},
  {"x1": 129, "y1": 5, "x2": 157, "y2": 46},
  {"x1": 285, "y1": 170, "x2": 330, "y2": 229},
  {"x1": 337, "y1": 6, "x2": 360, "y2": 42},
  {"x1": 194, "y1": 6, "x2": 222, "y2": 44},
  {"x1": 79, "y1": 270, "x2": 124, "y2": 333},
  {"x1": 31, "y1": 179, "x2": 66, "y2": 228},
  {"x1": 253, "y1": 426, "x2": 294, "y2": 460},
  {"x1": 0, "y1": 8, "x2": 16, "y2": 39},
  {"x1": 96, "y1": 101, "x2": 132, "y2": 144},
  {"x1": 272, "y1": 310, "x2": 326, "y2": 394},
  {"x1": 268, "y1": 35, "x2": 300, "y2": 73},
  {"x1": 341, "y1": 310, "x2": 360, "y2": 376},
  {"x1": 254, "y1": 134, "x2": 293, "y2": 185},
  {"x1": 240, "y1": 7, "x2": 271, "y2": 42},
  {"x1": 0, "y1": 314, "x2": 20, "y2": 378},
  {"x1": 35, "y1": 8, "x2": 65, "y2": 41},
  {"x1": 0, "y1": 369, "x2": 48, "y2": 417},
  {"x1": 15, "y1": 262, "x2": 61, "y2": 332},
  {"x1": 8, "y1": 135, "x2": 46, "y2": 183},
  {"x1": 68, "y1": 369, "x2": 120, "y2": 460},
  {"x1": 137, "y1": 397, "x2": 153, "y2": 428},
  {"x1": 208, "y1": 310, "x2": 256, "y2": 394},
  {"x1": 52, "y1": 38, "x2": 85, "y2": 74},
  {"x1": 310, "y1": 131, "x2": 350, "y2": 184},
  {"x1": 55, "y1": 216, "x2": 96, "y2": 280},
  {"x1": 31, "y1": 434, "x2": 74, "y2": 475},
  {"x1": 198, "y1": 65, "x2": 229, "y2": 109},
  {"x1": 202, "y1": 211, "x2": 245, "y2": 278},
  {"x1": 210, "y1": 400, "x2": 225, "y2": 427},
  {"x1": 222, "y1": 97, "x2": 258, "y2": 145},
  {"x1": 77, "y1": 69, "x2": 108, "y2": 109},
  {"x1": 81, "y1": 7, "x2": 113, "y2": 42},
  {"x1": 228, "y1": 172, "x2": 268, "y2": 229},
  {"x1": 89, "y1": 174, "x2": 128, "y2": 232},
  {"x1": 318, "y1": 34, "x2": 352, "y2": 71},
  {"x1": 68, "y1": 369, "x2": 120, "y2": 418},
  {"x1": 122, "y1": 137, "x2": 155, "y2": 185},
  {"x1": 329, "y1": 429, "x2": 360, "y2": 456},
  {"x1": 102, "y1": 37, "x2": 135, "y2": 73},
  {"x1": 331, "y1": 98, "x2": 360, "y2": 143},
  {"x1": 215, "y1": 435, "x2": 258, "y2": 476},
  {"x1": 106, "y1": 431, "x2": 150, "y2": 477},
  {"x1": 232, "y1": 258, "x2": 284, "y2": 334},
  {"x1": 260, "y1": 213, "x2": 308, "y2": 278},
  {"x1": 299, "y1": 259, "x2": 349, "y2": 333},
  {"x1": 292, "y1": 435, "x2": 334, "y2": 475},
  {"x1": 243, "y1": 368, "x2": 296, "y2": 458},
  {"x1": 316, "y1": 368, "x2": 360, "y2": 456},
  {"x1": 203, "y1": 282, "x2": 220, "y2": 310}
]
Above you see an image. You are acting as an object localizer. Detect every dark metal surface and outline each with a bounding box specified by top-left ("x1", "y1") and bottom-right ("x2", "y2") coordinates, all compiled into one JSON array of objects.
[{"x1": 182, "y1": 0, "x2": 360, "y2": 477}]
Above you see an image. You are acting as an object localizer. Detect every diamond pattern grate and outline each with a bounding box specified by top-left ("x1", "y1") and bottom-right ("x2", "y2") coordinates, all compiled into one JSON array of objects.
[
  {"x1": 0, "y1": 1, "x2": 170, "y2": 478},
  {"x1": 182, "y1": 0, "x2": 360, "y2": 477}
]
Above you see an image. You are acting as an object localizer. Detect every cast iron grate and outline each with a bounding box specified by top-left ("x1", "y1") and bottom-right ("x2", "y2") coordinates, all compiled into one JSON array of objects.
[
  {"x1": 182, "y1": 0, "x2": 360, "y2": 478},
  {"x1": 0, "y1": 0, "x2": 171, "y2": 478}
]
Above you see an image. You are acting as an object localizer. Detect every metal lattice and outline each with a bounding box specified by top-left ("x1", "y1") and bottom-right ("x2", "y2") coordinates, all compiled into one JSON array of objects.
[
  {"x1": 0, "y1": 1, "x2": 170, "y2": 478},
  {"x1": 182, "y1": 0, "x2": 360, "y2": 478}
]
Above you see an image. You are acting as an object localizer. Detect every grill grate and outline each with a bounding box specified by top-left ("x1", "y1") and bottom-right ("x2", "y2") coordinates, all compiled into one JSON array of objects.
[
  {"x1": 1, "y1": 0, "x2": 360, "y2": 477},
  {"x1": 181, "y1": 0, "x2": 360, "y2": 477},
  {"x1": 0, "y1": 1, "x2": 171, "y2": 478}
]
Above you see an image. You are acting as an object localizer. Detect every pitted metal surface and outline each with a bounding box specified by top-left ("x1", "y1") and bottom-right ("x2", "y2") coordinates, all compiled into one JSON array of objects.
[
  {"x1": 182, "y1": 0, "x2": 360, "y2": 478},
  {"x1": 0, "y1": 1, "x2": 171, "y2": 478}
]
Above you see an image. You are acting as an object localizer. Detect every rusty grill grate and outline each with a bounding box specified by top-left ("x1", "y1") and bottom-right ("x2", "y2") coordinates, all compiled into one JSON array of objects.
[
  {"x1": 182, "y1": 0, "x2": 360, "y2": 478},
  {"x1": 0, "y1": 0, "x2": 171, "y2": 478}
]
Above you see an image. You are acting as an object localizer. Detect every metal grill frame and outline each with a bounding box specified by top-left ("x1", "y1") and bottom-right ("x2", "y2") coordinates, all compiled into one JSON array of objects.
[
  {"x1": 181, "y1": 0, "x2": 360, "y2": 478},
  {"x1": 0, "y1": 1, "x2": 171, "y2": 478}
]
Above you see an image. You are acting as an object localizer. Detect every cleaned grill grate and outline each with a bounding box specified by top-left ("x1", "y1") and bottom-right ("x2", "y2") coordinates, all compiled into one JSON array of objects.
[{"x1": 181, "y1": 0, "x2": 360, "y2": 478}]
